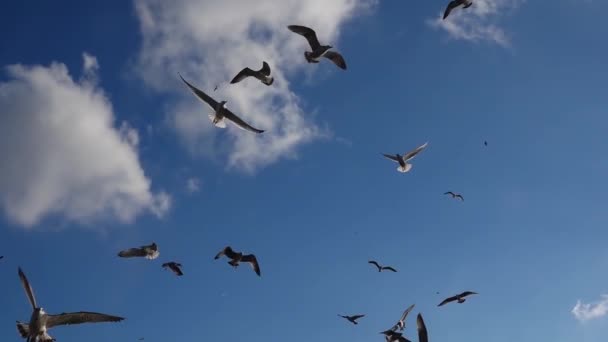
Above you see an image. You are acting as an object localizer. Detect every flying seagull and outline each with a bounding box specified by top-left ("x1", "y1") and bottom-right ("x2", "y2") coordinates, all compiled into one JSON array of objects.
[
  {"x1": 287, "y1": 25, "x2": 347, "y2": 70},
  {"x1": 214, "y1": 246, "x2": 261, "y2": 276},
  {"x1": 368, "y1": 260, "x2": 397, "y2": 273},
  {"x1": 382, "y1": 142, "x2": 428, "y2": 173},
  {"x1": 0, "y1": 255, "x2": 4, "y2": 260},
  {"x1": 484, "y1": 141, "x2": 488, "y2": 146},
  {"x1": 443, "y1": 0, "x2": 473, "y2": 20},
  {"x1": 438, "y1": 291, "x2": 478, "y2": 306},
  {"x1": 162, "y1": 262, "x2": 184, "y2": 276},
  {"x1": 117, "y1": 242, "x2": 159, "y2": 260},
  {"x1": 16, "y1": 267, "x2": 124, "y2": 342},
  {"x1": 178, "y1": 74, "x2": 265, "y2": 134},
  {"x1": 338, "y1": 314, "x2": 365, "y2": 325},
  {"x1": 391, "y1": 303, "x2": 416, "y2": 331},
  {"x1": 381, "y1": 329, "x2": 412, "y2": 342},
  {"x1": 444, "y1": 191, "x2": 464, "y2": 201},
  {"x1": 230, "y1": 61, "x2": 274, "y2": 86},
  {"x1": 416, "y1": 314, "x2": 428, "y2": 342}
]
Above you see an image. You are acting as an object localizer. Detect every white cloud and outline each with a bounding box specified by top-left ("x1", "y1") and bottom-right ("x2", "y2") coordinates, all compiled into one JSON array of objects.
[
  {"x1": 572, "y1": 295, "x2": 608, "y2": 322},
  {"x1": 133, "y1": 0, "x2": 377, "y2": 172},
  {"x1": 427, "y1": 0, "x2": 525, "y2": 47},
  {"x1": 186, "y1": 177, "x2": 201, "y2": 193},
  {"x1": 0, "y1": 54, "x2": 170, "y2": 228}
]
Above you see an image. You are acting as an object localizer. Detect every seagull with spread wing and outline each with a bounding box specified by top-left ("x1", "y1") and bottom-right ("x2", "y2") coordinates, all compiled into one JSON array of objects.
[
  {"x1": 16, "y1": 267, "x2": 124, "y2": 342},
  {"x1": 381, "y1": 329, "x2": 412, "y2": 342},
  {"x1": 117, "y1": 242, "x2": 159, "y2": 260},
  {"x1": 338, "y1": 314, "x2": 365, "y2": 325},
  {"x1": 444, "y1": 191, "x2": 464, "y2": 201},
  {"x1": 214, "y1": 246, "x2": 261, "y2": 276},
  {"x1": 368, "y1": 260, "x2": 398, "y2": 273},
  {"x1": 288, "y1": 25, "x2": 347, "y2": 70},
  {"x1": 382, "y1": 142, "x2": 428, "y2": 173},
  {"x1": 392, "y1": 304, "x2": 416, "y2": 331},
  {"x1": 162, "y1": 262, "x2": 184, "y2": 276},
  {"x1": 230, "y1": 61, "x2": 274, "y2": 86},
  {"x1": 179, "y1": 74, "x2": 265, "y2": 134},
  {"x1": 443, "y1": 0, "x2": 473, "y2": 20},
  {"x1": 438, "y1": 291, "x2": 478, "y2": 306}
]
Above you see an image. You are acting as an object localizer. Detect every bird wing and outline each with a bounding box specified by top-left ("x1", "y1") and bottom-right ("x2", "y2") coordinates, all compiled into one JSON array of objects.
[
  {"x1": 171, "y1": 264, "x2": 184, "y2": 276},
  {"x1": 460, "y1": 291, "x2": 477, "y2": 297},
  {"x1": 215, "y1": 246, "x2": 237, "y2": 260},
  {"x1": 323, "y1": 51, "x2": 347, "y2": 70},
  {"x1": 402, "y1": 142, "x2": 428, "y2": 161},
  {"x1": 443, "y1": 0, "x2": 459, "y2": 19},
  {"x1": 117, "y1": 247, "x2": 146, "y2": 258},
  {"x1": 397, "y1": 336, "x2": 412, "y2": 342},
  {"x1": 288, "y1": 25, "x2": 321, "y2": 50},
  {"x1": 178, "y1": 73, "x2": 219, "y2": 110},
  {"x1": 416, "y1": 314, "x2": 428, "y2": 342},
  {"x1": 259, "y1": 61, "x2": 271, "y2": 76},
  {"x1": 444, "y1": 191, "x2": 455, "y2": 196},
  {"x1": 230, "y1": 67, "x2": 256, "y2": 84},
  {"x1": 351, "y1": 314, "x2": 365, "y2": 320},
  {"x1": 46, "y1": 311, "x2": 124, "y2": 328},
  {"x1": 368, "y1": 260, "x2": 382, "y2": 270},
  {"x1": 223, "y1": 108, "x2": 265, "y2": 134},
  {"x1": 18, "y1": 267, "x2": 37, "y2": 309},
  {"x1": 241, "y1": 254, "x2": 261, "y2": 276},
  {"x1": 438, "y1": 295, "x2": 458, "y2": 306},
  {"x1": 382, "y1": 266, "x2": 398, "y2": 272},
  {"x1": 456, "y1": 194, "x2": 464, "y2": 201},
  {"x1": 382, "y1": 153, "x2": 399, "y2": 162},
  {"x1": 399, "y1": 304, "x2": 415, "y2": 322}
]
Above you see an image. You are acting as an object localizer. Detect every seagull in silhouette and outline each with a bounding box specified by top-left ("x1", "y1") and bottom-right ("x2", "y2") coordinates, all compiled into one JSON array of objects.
[
  {"x1": 162, "y1": 262, "x2": 183, "y2": 276},
  {"x1": 230, "y1": 61, "x2": 274, "y2": 86},
  {"x1": 0, "y1": 255, "x2": 4, "y2": 260},
  {"x1": 368, "y1": 260, "x2": 397, "y2": 273},
  {"x1": 484, "y1": 141, "x2": 488, "y2": 146},
  {"x1": 438, "y1": 291, "x2": 478, "y2": 306},
  {"x1": 443, "y1": 0, "x2": 473, "y2": 19},
  {"x1": 392, "y1": 304, "x2": 416, "y2": 331},
  {"x1": 338, "y1": 314, "x2": 365, "y2": 325},
  {"x1": 417, "y1": 314, "x2": 428, "y2": 342},
  {"x1": 381, "y1": 329, "x2": 412, "y2": 342},
  {"x1": 179, "y1": 74, "x2": 265, "y2": 134},
  {"x1": 117, "y1": 242, "x2": 159, "y2": 260},
  {"x1": 214, "y1": 246, "x2": 261, "y2": 276},
  {"x1": 444, "y1": 191, "x2": 464, "y2": 201},
  {"x1": 382, "y1": 142, "x2": 428, "y2": 173},
  {"x1": 288, "y1": 25, "x2": 347, "y2": 70},
  {"x1": 16, "y1": 267, "x2": 124, "y2": 342}
]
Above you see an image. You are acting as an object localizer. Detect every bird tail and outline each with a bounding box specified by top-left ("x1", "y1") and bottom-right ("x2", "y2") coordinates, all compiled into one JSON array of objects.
[
  {"x1": 208, "y1": 114, "x2": 227, "y2": 128},
  {"x1": 16, "y1": 321, "x2": 29, "y2": 338},
  {"x1": 264, "y1": 77, "x2": 274, "y2": 86},
  {"x1": 397, "y1": 164, "x2": 412, "y2": 173}
]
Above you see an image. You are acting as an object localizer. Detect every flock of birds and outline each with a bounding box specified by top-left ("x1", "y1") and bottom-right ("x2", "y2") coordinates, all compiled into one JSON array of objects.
[{"x1": 7, "y1": 1, "x2": 484, "y2": 341}]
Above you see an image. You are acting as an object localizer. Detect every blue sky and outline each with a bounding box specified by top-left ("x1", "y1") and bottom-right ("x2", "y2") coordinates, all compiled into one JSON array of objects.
[{"x1": 1, "y1": 0, "x2": 607, "y2": 341}]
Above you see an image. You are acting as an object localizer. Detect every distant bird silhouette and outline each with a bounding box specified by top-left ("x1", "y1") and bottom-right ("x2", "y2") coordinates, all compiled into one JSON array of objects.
[
  {"x1": 288, "y1": 25, "x2": 347, "y2": 70},
  {"x1": 438, "y1": 291, "x2": 478, "y2": 306},
  {"x1": 0, "y1": 255, "x2": 4, "y2": 260},
  {"x1": 444, "y1": 191, "x2": 464, "y2": 201},
  {"x1": 214, "y1": 246, "x2": 261, "y2": 276},
  {"x1": 213, "y1": 85, "x2": 219, "y2": 91},
  {"x1": 368, "y1": 260, "x2": 397, "y2": 273},
  {"x1": 117, "y1": 242, "x2": 159, "y2": 260},
  {"x1": 443, "y1": 0, "x2": 473, "y2": 20},
  {"x1": 392, "y1": 303, "x2": 415, "y2": 331},
  {"x1": 230, "y1": 61, "x2": 274, "y2": 86},
  {"x1": 179, "y1": 74, "x2": 265, "y2": 134},
  {"x1": 338, "y1": 314, "x2": 365, "y2": 325},
  {"x1": 162, "y1": 262, "x2": 183, "y2": 276},
  {"x1": 417, "y1": 314, "x2": 428, "y2": 342},
  {"x1": 382, "y1": 142, "x2": 428, "y2": 173},
  {"x1": 484, "y1": 141, "x2": 488, "y2": 146},
  {"x1": 16, "y1": 267, "x2": 124, "y2": 342}
]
